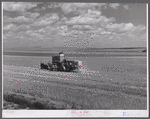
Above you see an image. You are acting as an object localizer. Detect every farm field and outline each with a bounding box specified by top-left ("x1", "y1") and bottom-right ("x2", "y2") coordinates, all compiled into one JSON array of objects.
[{"x1": 3, "y1": 52, "x2": 147, "y2": 109}]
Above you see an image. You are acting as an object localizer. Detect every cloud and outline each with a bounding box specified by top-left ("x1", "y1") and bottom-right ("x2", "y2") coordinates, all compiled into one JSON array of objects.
[
  {"x1": 29, "y1": 32, "x2": 39, "y2": 37},
  {"x1": 3, "y1": 24, "x2": 32, "y2": 41},
  {"x1": 60, "y1": 3, "x2": 77, "y2": 14},
  {"x1": 66, "y1": 10, "x2": 115, "y2": 26},
  {"x1": 24, "y1": 29, "x2": 44, "y2": 40},
  {"x1": 124, "y1": 23, "x2": 134, "y2": 30},
  {"x1": 60, "y1": 3, "x2": 106, "y2": 14},
  {"x1": 3, "y1": 29, "x2": 30, "y2": 42},
  {"x1": 57, "y1": 25, "x2": 69, "y2": 36},
  {"x1": 42, "y1": 13, "x2": 59, "y2": 21},
  {"x1": 67, "y1": 15, "x2": 114, "y2": 25},
  {"x1": 15, "y1": 16, "x2": 33, "y2": 23},
  {"x1": 128, "y1": 25, "x2": 146, "y2": 39},
  {"x1": 101, "y1": 31, "x2": 112, "y2": 34},
  {"x1": 3, "y1": 3, "x2": 147, "y2": 48},
  {"x1": 4, "y1": 15, "x2": 34, "y2": 23},
  {"x1": 105, "y1": 23, "x2": 134, "y2": 32},
  {"x1": 124, "y1": 5, "x2": 129, "y2": 10},
  {"x1": 109, "y1": 3, "x2": 120, "y2": 9},
  {"x1": 3, "y1": 23, "x2": 17, "y2": 30},
  {"x1": 15, "y1": 24, "x2": 30, "y2": 32},
  {"x1": 131, "y1": 25, "x2": 146, "y2": 31},
  {"x1": 60, "y1": 25, "x2": 68, "y2": 31},
  {"x1": 71, "y1": 24, "x2": 93, "y2": 31},
  {"x1": 106, "y1": 24, "x2": 146, "y2": 45},
  {"x1": 3, "y1": 2, "x2": 38, "y2": 12},
  {"x1": 47, "y1": 3, "x2": 60, "y2": 9},
  {"x1": 32, "y1": 20, "x2": 53, "y2": 26},
  {"x1": 41, "y1": 6, "x2": 46, "y2": 10},
  {"x1": 38, "y1": 28, "x2": 46, "y2": 33},
  {"x1": 43, "y1": 25, "x2": 68, "y2": 36},
  {"x1": 61, "y1": 16, "x2": 68, "y2": 21},
  {"x1": 109, "y1": 36, "x2": 113, "y2": 39},
  {"x1": 31, "y1": 13, "x2": 59, "y2": 26},
  {"x1": 86, "y1": 9, "x2": 101, "y2": 18},
  {"x1": 24, "y1": 12, "x2": 40, "y2": 19},
  {"x1": 33, "y1": 4, "x2": 51, "y2": 12}
]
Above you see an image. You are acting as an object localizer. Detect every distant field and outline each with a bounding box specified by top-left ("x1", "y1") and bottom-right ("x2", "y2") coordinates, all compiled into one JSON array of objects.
[
  {"x1": 3, "y1": 51, "x2": 146, "y2": 57},
  {"x1": 4, "y1": 46, "x2": 146, "y2": 52},
  {"x1": 3, "y1": 46, "x2": 146, "y2": 55},
  {"x1": 3, "y1": 52, "x2": 147, "y2": 109}
]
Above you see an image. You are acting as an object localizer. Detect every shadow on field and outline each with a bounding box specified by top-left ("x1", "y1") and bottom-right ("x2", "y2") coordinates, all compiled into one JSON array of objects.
[{"x1": 3, "y1": 93, "x2": 87, "y2": 110}]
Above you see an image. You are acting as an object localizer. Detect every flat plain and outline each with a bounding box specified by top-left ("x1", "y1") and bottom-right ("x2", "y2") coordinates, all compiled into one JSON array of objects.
[{"x1": 3, "y1": 48, "x2": 147, "y2": 109}]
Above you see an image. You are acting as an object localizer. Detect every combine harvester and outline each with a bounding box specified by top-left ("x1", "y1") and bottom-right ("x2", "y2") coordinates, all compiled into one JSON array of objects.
[{"x1": 40, "y1": 52, "x2": 82, "y2": 72}]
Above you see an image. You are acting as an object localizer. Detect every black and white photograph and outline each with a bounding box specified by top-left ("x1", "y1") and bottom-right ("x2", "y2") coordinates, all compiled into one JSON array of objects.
[{"x1": 2, "y1": 2, "x2": 148, "y2": 117}]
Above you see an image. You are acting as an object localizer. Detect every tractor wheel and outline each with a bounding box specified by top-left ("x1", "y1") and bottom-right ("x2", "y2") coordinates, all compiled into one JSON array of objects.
[
  {"x1": 60, "y1": 65, "x2": 66, "y2": 71},
  {"x1": 63, "y1": 66, "x2": 66, "y2": 71},
  {"x1": 49, "y1": 66, "x2": 53, "y2": 71},
  {"x1": 40, "y1": 63, "x2": 43, "y2": 69}
]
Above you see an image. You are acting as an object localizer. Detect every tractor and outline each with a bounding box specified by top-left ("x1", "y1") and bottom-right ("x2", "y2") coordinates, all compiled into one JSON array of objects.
[{"x1": 40, "y1": 52, "x2": 82, "y2": 72}]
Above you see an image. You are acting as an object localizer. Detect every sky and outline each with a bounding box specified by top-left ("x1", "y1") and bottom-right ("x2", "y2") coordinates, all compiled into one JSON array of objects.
[{"x1": 3, "y1": 2, "x2": 147, "y2": 49}]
